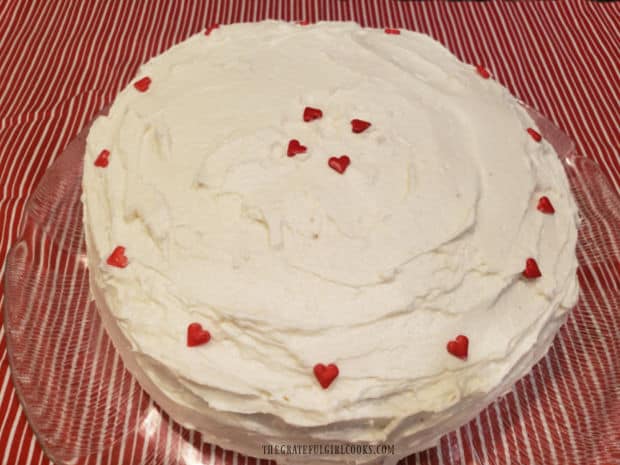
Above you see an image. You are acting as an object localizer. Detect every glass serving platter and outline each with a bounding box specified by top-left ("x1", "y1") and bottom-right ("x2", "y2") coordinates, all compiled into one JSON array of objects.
[{"x1": 3, "y1": 107, "x2": 619, "y2": 465}]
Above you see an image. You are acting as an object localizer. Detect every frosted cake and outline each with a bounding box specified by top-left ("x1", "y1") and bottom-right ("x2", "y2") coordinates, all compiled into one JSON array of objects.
[{"x1": 82, "y1": 21, "x2": 579, "y2": 465}]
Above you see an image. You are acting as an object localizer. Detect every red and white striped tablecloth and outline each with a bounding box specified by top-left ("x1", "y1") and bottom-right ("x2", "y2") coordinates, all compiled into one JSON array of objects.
[{"x1": 1, "y1": 1, "x2": 619, "y2": 464}]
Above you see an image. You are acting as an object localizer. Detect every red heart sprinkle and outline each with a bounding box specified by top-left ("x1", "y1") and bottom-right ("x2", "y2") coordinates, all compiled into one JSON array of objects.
[
  {"x1": 94, "y1": 149, "x2": 110, "y2": 167},
  {"x1": 351, "y1": 119, "x2": 371, "y2": 134},
  {"x1": 447, "y1": 335, "x2": 469, "y2": 360},
  {"x1": 303, "y1": 106, "x2": 323, "y2": 122},
  {"x1": 522, "y1": 258, "x2": 542, "y2": 279},
  {"x1": 205, "y1": 23, "x2": 219, "y2": 35},
  {"x1": 537, "y1": 196, "x2": 555, "y2": 214},
  {"x1": 133, "y1": 77, "x2": 151, "y2": 92},
  {"x1": 107, "y1": 246, "x2": 128, "y2": 268},
  {"x1": 328, "y1": 155, "x2": 350, "y2": 174},
  {"x1": 384, "y1": 28, "x2": 400, "y2": 35},
  {"x1": 476, "y1": 64, "x2": 490, "y2": 79},
  {"x1": 298, "y1": 20, "x2": 310, "y2": 26},
  {"x1": 187, "y1": 323, "x2": 211, "y2": 347},
  {"x1": 287, "y1": 139, "x2": 307, "y2": 157},
  {"x1": 313, "y1": 363, "x2": 339, "y2": 389},
  {"x1": 527, "y1": 128, "x2": 542, "y2": 142}
]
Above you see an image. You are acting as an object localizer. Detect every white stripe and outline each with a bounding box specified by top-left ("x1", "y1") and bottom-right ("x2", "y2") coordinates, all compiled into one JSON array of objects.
[
  {"x1": 478, "y1": 4, "x2": 546, "y2": 110},
  {"x1": 518, "y1": 374, "x2": 550, "y2": 463},
  {"x1": 550, "y1": 3, "x2": 620, "y2": 158},
  {"x1": 436, "y1": 436, "x2": 445, "y2": 465},
  {"x1": 0, "y1": 1, "x2": 80, "y2": 125},
  {"x1": 546, "y1": 343, "x2": 585, "y2": 462},
  {"x1": 92, "y1": 1, "x2": 139, "y2": 103},
  {"x1": 25, "y1": 436, "x2": 37, "y2": 465},
  {"x1": 0, "y1": 7, "x2": 90, "y2": 259},
  {"x1": 497, "y1": 394, "x2": 522, "y2": 465},
  {"x1": 209, "y1": 439, "x2": 215, "y2": 465},
  {"x1": 2, "y1": 402, "x2": 25, "y2": 465},
  {"x1": 473, "y1": 418, "x2": 491, "y2": 465},
  {"x1": 0, "y1": 1, "x2": 54, "y2": 109},
  {"x1": 240, "y1": 0, "x2": 247, "y2": 22},
  {"x1": 491, "y1": 402, "x2": 512, "y2": 465},
  {"x1": 98, "y1": 348, "x2": 120, "y2": 456},
  {"x1": 447, "y1": 431, "x2": 459, "y2": 465},
  {"x1": 522, "y1": 2, "x2": 620, "y2": 192},
  {"x1": 115, "y1": 2, "x2": 155, "y2": 90},
  {"x1": 0, "y1": 1, "x2": 16, "y2": 27},
  {"x1": 392, "y1": 0, "x2": 408, "y2": 32},
  {"x1": 228, "y1": 0, "x2": 236, "y2": 23},
  {"x1": 573, "y1": 166, "x2": 620, "y2": 326},
  {"x1": 574, "y1": 171, "x2": 618, "y2": 358},
  {"x1": 115, "y1": 376, "x2": 137, "y2": 465},
  {"x1": 578, "y1": 273, "x2": 615, "y2": 385},
  {"x1": 529, "y1": 368, "x2": 561, "y2": 464},
  {"x1": 562, "y1": 2, "x2": 620, "y2": 110},
  {"x1": 128, "y1": 384, "x2": 147, "y2": 465},
  {"x1": 49, "y1": 2, "x2": 128, "y2": 453},
  {"x1": 536, "y1": 355, "x2": 573, "y2": 464},
  {"x1": 92, "y1": 339, "x2": 117, "y2": 465},
  {"x1": 586, "y1": 247, "x2": 620, "y2": 329},
  {"x1": 0, "y1": 393, "x2": 19, "y2": 459},
  {"x1": 437, "y1": 4, "x2": 470, "y2": 67},
  {"x1": 23, "y1": 99, "x2": 82, "y2": 436},
  {"x1": 214, "y1": 0, "x2": 222, "y2": 24},
  {"x1": 0, "y1": 371, "x2": 14, "y2": 435},
  {"x1": 162, "y1": 408, "x2": 174, "y2": 465},
  {"x1": 510, "y1": 386, "x2": 536, "y2": 465},
  {"x1": 23, "y1": 10, "x2": 136, "y2": 454},
  {"x1": 0, "y1": 215, "x2": 60, "y2": 460},
  {"x1": 42, "y1": 199, "x2": 87, "y2": 451},
  {"x1": 139, "y1": 400, "x2": 155, "y2": 464},
  {"x1": 73, "y1": 321, "x2": 106, "y2": 459},
  {"x1": 501, "y1": 3, "x2": 601, "y2": 165},
  {"x1": 590, "y1": 3, "x2": 620, "y2": 44},
  {"x1": 494, "y1": 10, "x2": 616, "y2": 446}
]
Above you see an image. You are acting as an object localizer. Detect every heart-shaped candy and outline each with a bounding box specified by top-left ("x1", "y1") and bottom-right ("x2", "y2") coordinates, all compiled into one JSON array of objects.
[
  {"x1": 313, "y1": 363, "x2": 339, "y2": 389},
  {"x1": 328, "y1": 155, "x2": 350, "y2": 174},
  {"x1": 107, "y1": 246, "x2": 128, "y2": 268},
  {"x1": 351, "y1": 119, "x2": 371, "y2": 134},
  {"x1": 94, "y1": 149, "x2": 110, "y2": 167},
  {"x1": 133, "y1": 76, "x2": 151, "y2": 92},
  {"x1": 205, "y1": 23, "x2": 219, "y2": 36},
  {"x1": 447, "y1": 335, "x2": 469, "y2": 360},
  {"x1": 187, "y1": 323, "x2": 211, "y2": 347},
  {"x1": 537, "y1": 196, "x2": 555, "y2": 214},
  {"x1": 527, "y1": 128, "x2": 542, "y2": 142},
  {"x1": 303, "y1": 106, "x2": 323, "y2": 122},
  {"x1": 287, "y1": 139, "x2": 307, "y2": 157},
  {"x1": 522, "y1": 258, "x2": 542, "y2": 279},
  {"x1": 476, "y1": 64, "x2": 490, "y2": 79}
]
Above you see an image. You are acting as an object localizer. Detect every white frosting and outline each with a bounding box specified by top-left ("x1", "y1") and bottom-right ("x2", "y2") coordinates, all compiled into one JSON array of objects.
[{"x1": 82, "y1": 21, "x2": 579, "y2": 464}]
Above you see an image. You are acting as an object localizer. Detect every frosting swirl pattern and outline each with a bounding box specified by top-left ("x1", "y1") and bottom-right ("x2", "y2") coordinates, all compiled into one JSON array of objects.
[{"x1": 82, "y1": 21, "x2": 579, "y2": 464}]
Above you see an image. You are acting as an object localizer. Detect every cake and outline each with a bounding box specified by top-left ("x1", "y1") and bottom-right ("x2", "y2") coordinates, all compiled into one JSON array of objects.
[{"x1": 81, "y1": 21, "x2": 579, "y2": 465}]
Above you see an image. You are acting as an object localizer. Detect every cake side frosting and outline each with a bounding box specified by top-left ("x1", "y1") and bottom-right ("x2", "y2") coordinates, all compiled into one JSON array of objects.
[{"x1": 82, "y1": 21, "x2": 579, "y2": 463}]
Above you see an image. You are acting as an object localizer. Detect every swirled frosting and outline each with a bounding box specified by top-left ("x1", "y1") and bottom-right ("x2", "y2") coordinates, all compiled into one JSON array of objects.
[{"x1": 82, "y1": 21, "x2": 579, "y2": 464}]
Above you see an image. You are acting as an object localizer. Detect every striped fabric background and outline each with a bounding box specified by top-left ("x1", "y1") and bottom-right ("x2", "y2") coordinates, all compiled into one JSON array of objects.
[{"x1": 0, "y1": 1, "x2": 618, "y2": 464}]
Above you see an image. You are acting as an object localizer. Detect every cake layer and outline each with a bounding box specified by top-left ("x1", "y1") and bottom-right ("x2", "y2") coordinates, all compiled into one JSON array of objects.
[{"x1": 82, "y1": 21, "x2": 579, "y2": 464}]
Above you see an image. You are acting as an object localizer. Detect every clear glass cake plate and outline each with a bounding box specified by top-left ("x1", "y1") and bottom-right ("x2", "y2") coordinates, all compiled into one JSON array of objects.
[{"x1": 3, "y1": 106, "x2": 619, "y2": 465}]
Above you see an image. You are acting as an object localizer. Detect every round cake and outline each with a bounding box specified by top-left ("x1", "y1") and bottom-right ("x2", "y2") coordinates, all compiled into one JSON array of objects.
[{"x1": 82, "y1": 21, "x2": 579, "y2": 465}]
